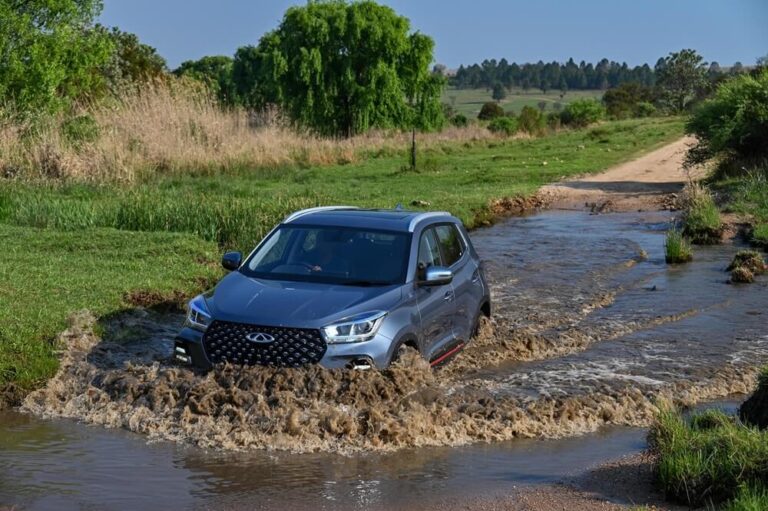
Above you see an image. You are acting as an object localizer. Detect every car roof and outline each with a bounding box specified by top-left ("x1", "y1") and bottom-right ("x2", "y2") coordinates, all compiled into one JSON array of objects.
[{"x1": 284, "y1": 206, "x2": 454, "y2": 232}]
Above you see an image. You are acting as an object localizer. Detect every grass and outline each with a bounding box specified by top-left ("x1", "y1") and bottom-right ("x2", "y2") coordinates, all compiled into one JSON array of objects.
[
  {"x1": 0, "y1": 225, "x2": 220, "y2": 395},
  {"x1": 725, "y1": 172, "x2": 768, "y2": 248},
  {"x1": 0, "y1": 116, "x2": 684, "y2": 396},
  {"x1": 443, "y1": 86, "x2": 603, "y2": 117},
  {"x1": 650, "y1": 404, "x2": 768, "y2": 509},
  {"x1": 665, "y1": 229, "x2": 693, "y2": 264},
  {"x1": 0, "y1": 117, "x2": 684, "y2": 252},
  {"x1": 681, "y1": 184, "x2": 723, "y2": 244}
]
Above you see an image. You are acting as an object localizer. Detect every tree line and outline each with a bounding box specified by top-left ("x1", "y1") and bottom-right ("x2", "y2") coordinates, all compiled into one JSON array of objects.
[{"x1": 447, "y1": 56, "x2": 745, "y2": 94}]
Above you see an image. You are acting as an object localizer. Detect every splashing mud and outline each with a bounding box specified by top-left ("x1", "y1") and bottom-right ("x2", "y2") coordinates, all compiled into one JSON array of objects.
[{"x1": 21, "y1": 211, "x2": 768, "y2": 453}]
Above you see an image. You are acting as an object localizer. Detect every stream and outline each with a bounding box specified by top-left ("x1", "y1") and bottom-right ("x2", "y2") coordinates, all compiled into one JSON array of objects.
[{"x1": 2, "y1": 209, "x2": 766, "y2": 510}]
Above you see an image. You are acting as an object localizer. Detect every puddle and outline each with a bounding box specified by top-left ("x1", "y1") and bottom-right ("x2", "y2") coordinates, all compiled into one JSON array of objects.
[{"x1": 3, "y1": 209, "x2": 768, "y2": 507}]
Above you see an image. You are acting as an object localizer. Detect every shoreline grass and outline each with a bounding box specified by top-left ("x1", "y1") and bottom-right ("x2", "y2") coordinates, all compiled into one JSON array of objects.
[
  {"x1": 665, "y1": 228, "x2": 693, "y2": 264},
  {"x1": 0, "y1": 116, "x2": 684, "y2": 398}
]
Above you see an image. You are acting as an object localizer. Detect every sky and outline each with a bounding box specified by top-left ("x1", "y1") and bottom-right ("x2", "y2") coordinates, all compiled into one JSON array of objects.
[{"x1": 100, "y1": 0, "x2": 768, "y2": 70}]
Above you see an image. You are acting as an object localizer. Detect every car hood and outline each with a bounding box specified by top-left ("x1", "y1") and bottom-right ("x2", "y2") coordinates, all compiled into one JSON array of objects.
[{"x1": 207, "y1": 271, "x2": 403, "y2": 328}]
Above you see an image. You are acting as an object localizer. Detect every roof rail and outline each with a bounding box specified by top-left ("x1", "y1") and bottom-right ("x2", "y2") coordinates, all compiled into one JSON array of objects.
[
  {"x1": 407, "y1": 211, "x2": 451, "y2": 232},
  {"x1": 283, "y1": 206, "x2": 359, "y2": 223}
]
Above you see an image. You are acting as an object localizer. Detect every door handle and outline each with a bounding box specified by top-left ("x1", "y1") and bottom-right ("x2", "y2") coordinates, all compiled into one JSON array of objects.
[
  {"x1": 443, "y1": 291, "x2": 454, "y2": 301},
  {"x1": 472, "y1": 272, "x2": 481, "y2": 283}
]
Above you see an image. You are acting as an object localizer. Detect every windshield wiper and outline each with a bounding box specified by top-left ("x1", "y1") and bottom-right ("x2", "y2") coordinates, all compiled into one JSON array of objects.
[{"x1": 339, "y1": 280, "x2": 391, "y2": 287}]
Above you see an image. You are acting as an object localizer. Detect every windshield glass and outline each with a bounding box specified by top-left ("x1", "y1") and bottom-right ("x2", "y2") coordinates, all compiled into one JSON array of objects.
[{"x1": 241, "y1": 225, "x2": 411, "y2": 285}]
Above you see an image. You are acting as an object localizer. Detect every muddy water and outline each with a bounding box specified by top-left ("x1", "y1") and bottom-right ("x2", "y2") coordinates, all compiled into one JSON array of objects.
[{"x1": 3, "y1": 210, "x2": 768, "y2": 510}]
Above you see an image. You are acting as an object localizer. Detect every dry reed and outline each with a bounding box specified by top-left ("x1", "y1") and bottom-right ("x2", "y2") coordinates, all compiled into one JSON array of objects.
[{"x1": 0, "y1": 82, "x2": 493, "y2": 183}]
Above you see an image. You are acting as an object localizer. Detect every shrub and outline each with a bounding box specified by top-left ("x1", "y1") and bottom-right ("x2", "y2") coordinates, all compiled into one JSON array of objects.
[
  {"x1": 665, "y1": 229, "x2": 693, "y2": 263},
  {"x1": 60, "y1": 115, "x2": 100, "y2": 147},
  {"x1": 487, "y1": 116, "x2": 518, "y2": 136},
  {"x1": 602, "y1": 82, "x2": 655, "y2": 119},
  {"x1": 635, "y1": 101, "x2": 657, "y2": 118},
  {"x1": 686, "y1": 69, "x2": 768, "y2": 167},
  {"x1": 546, "y1": 112, "x2": 561, "y2": 130},
  {"x1": 451, "y1": 113, "x2": 468, "y2": 128},
  {"x1": 478, "y1": 101, "x2": 504, "y2": 120},
  {"x1": 560, "y1": 98, "x2": 605, "y2": 128},
  {"x1": 517, "y1": 106, "x2": 545, "y2": 135},
  {"x1": 681, "y1": 184, "x2": 723, "y2": 244}
]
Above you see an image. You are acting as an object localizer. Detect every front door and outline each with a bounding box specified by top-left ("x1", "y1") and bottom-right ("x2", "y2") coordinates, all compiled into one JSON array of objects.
[{"x1": 415, "y1": 227, "x2": 456, "y2": 359}]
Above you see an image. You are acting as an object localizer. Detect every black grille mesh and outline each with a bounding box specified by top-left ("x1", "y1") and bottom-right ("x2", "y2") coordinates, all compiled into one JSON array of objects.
[{"x1": 202, "y1": 320, "x2": 326, "y2": 367}]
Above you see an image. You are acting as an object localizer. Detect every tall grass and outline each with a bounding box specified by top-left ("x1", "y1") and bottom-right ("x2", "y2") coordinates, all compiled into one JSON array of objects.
[
  {"x1": 680, "y1": 183, "x2": 723, "y2": 244},
  {"x1": 650, "y1": 403, "x2": 768, "y2": 508},
  {"x1": 665, "y1": 228, "x2": 693, "y2": 264},
  {"x1": 0, "y1": 81, "x2": 492, "y2": 183}
]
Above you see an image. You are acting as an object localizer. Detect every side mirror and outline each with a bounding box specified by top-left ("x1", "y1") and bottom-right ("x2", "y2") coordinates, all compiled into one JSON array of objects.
[
  {"x1": 420, "y1": 266, "x2": 453, "y2": 286},
  {"x1": 221, "y1": 251, "x2": 242, "y2": 271}
]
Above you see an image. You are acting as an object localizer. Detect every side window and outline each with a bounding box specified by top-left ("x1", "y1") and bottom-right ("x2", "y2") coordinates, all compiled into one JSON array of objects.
[
  {"x1": 418, "y1": 228, "x2": 442, "y2": 270},
  {"x1": 434, "y1": 224, "x2": 464, "y2": 266}
]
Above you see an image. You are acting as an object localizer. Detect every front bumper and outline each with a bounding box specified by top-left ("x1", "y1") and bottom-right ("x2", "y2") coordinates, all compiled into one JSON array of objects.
[{"x1": 174, "y1": 326, "x2": 396, "y2": 371}]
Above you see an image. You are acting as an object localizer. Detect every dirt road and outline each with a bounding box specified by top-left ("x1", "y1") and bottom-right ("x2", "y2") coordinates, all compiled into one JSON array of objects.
[{"x1": 541, "y1": 136, "x2": 699, "y2": 212}]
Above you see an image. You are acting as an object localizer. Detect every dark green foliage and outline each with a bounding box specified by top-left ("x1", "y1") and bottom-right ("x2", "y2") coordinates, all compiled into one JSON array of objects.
[
  {"x1": 451, "y1": 113, "x2": 468, "y2": 127},
  {"x1": 517, "y1": 106, "x2": 545, "y2": 135},
  {"x1": 60, "y1": 115, "x2": 100, "y2": 148},
  {"x1": 452, "y1": 57, "x2": 656, "y2": 91},
  {"x1": 686, "y1": 69, "x2": 768, "y2": 167},
  {"x1": 602, "y1": 82, "x2": 656, "y2": 119},
  {"x1": 174, "y1": 56, "x2": 236, "y2": 104},
  {"x1": 741, "y1": 368, "x2": 768, "y2": 429},
  {"x1": 239, "y1": 1, "x2": 444, "y2": 136},
  {"x1": 478, "y1": 101, "x2": 504, "y2": 120},
  {"x1": 656, "y1": 49, "x2": 708, "y2": 113},
  {"x1": 487, "y1": 116, "x2": 517, "y2": 136},
  {"x1": 560, "y1": 98, "x2": 605, "y2": 127},
  {"x1": 101, "y1": 26, "x2": 167, "y2": 89},
  {"x1": 0, "y1": 0, "x2": 114, "y2": 114},
  {"x1": 491, "y1": 82, "x2": 506, "y2": 102}
]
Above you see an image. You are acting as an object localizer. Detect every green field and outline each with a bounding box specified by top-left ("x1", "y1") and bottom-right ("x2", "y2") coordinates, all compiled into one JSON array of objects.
[
  {"x1": 0, "y1": 117, "x2": 684, "y2": 397},
  {"x1": 443, "y1": 86, "x2": 604, "y2": 118}
]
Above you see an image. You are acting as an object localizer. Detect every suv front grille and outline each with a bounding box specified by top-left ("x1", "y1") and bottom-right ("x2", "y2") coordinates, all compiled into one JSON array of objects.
[{"x1": 202, "y1": 320, "x2": 327, "y2": 367}]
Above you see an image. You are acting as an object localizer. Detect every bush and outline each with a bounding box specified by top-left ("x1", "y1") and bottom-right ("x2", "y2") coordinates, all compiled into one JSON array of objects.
[
  {"x1": 518, "y1": 106, "x2": 545, "y2": 135},
  {"x1": 635, "y1": 101, "x2": 657, "y2": 117},
  {"x1": 665, "y1": 229, "x2": 693, "y2": 263},
  {"x1": 650, "y1": 404, "x2": 768, "y2": 508},
  {"x1": 478, "y1": 101, "x2": 504, "y2": 120},
  {"x1": 686, "y1": 69, "x2": 768, "y2": 167},
  {"x1": 60, "y1": 115, "x2": 100, "y2": 147},
  {"x1": 681, "y1": 184, "x2": 723, "y2": 244},
  {"x1": 602, "y1": 83, "x2": 655, "y2": 119},
  {"x1": 560, "y1": 99, "x2": 605, "y2": 128},
  {"x1": 451, "y1": 113, "x2": 468, "y2": 128},
  {"x1": 487, "y1": 116, "x2": 518, "y2": 136},
  {"x1": 546, "y1": 112, "x2": 561, "y2": 130}
]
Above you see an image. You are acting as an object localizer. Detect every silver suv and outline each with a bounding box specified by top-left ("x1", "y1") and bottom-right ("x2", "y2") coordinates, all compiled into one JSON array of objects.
[{"x1": 174, "y1": 207, "x2": 491, "y2": 370}]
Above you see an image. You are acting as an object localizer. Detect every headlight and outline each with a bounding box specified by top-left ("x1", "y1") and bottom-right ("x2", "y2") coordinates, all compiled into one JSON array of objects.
[
  {"x1": 322, "y1": 311, "x2": 387, "y2": 344},
  {"x1": 184, "y1": 294, "x2": 212, "y2": 332}
]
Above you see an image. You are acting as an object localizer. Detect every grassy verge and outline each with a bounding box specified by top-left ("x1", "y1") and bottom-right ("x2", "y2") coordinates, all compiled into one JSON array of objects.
[
  {"x1": 718, "y1": 172, "x2": 768, "y2": 248},
  {"x1": 651, "y1": 371, "x2": 768, "y2": 510},
  {"x1": 0, "y1": 116, "x2": 684, "y2": 396},
  {"x1": 0, "y1": 225, "x2": 220, "y2": 397}
]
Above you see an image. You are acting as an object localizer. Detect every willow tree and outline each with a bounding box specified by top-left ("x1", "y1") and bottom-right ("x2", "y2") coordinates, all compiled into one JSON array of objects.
[{"x1": 246, "y1": 0, "x2": 444, "y2": 137}]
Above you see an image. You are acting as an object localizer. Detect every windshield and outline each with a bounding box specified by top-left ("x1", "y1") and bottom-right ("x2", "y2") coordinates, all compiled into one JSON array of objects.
[{"x1": 241, "y1": 225, "x2": 411, "y2": 286}]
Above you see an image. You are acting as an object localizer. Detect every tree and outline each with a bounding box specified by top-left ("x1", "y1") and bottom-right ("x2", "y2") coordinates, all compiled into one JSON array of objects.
[
  {"x1": 602, "y1": 82, "x2": 655, "y2": 119},
  {"x1": 102, "y1": 26, "x2": 167, "y2": 91},
  {"x1": 477, "y1": 101, "x2": 504, "y2": 120},
  {"x1": 656, "y1": 49, "x2": 707, "y2": 112},
  {"x1": 245, "y1": 1, "x2": 443, "y2": 137},
  {"x1": 537, "y1": 100, "x2": 547, "y2": 112},
  {"x1": 0, "y1": 0, "x2": 114, "y2": 114},
  {"x1": 175, "y1": 56, "x2": 235, "y2": 104},
  {"x1": 491, "y1": 82, "x2": 507, "y2": 102}
]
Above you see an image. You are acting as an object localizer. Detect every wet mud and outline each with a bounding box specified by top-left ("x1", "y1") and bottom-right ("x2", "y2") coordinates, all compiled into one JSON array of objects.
[{"x1": 20, "y1": 211, "x2": 768, "y2": 454}]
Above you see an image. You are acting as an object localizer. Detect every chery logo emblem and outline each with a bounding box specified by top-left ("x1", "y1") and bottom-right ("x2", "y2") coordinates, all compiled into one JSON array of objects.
[{"x1": 245, "y1": 332, "x2": 275, "y2": 343}]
